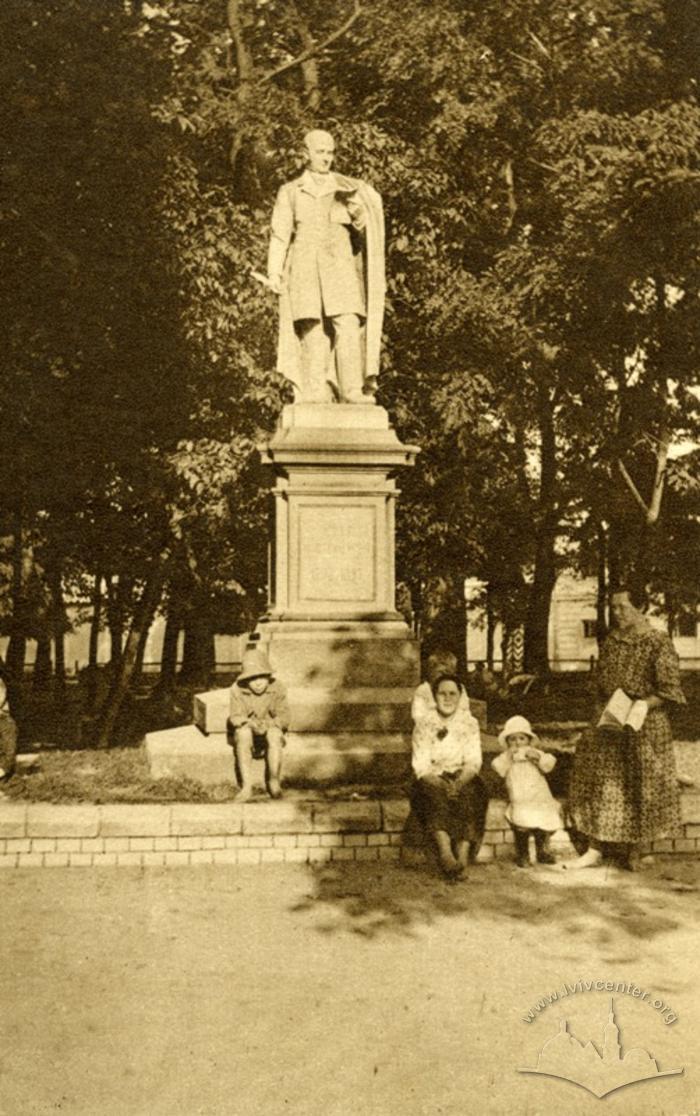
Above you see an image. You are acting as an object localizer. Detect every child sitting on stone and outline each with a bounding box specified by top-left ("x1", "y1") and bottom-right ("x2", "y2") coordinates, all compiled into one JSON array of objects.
[
  {"x1": 228, "y1": 650, "x2": 290, "y2": 802},
  {"x1": 492, "y1": 714, "x2": 561, "y2": 867}
]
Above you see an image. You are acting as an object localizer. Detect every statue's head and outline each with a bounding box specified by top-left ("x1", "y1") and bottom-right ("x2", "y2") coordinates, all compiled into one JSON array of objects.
[{"x1": 303, "y1": 129, "x2": 335, "y2": 174}]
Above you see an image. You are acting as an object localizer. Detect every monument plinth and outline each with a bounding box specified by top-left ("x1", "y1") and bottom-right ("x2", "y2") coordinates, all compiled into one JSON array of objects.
[{"x1": 248, "y1": 402, "x2": 420, "y2": 781}]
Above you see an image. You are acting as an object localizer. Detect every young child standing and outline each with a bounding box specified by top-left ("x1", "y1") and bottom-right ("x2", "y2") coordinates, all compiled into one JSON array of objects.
[
  {"x1": 228, "y1": 650, "x2": 290, "y2": 802},
  {"x1": 492, "y1": 715, "x2": 561, "y2": 867}
]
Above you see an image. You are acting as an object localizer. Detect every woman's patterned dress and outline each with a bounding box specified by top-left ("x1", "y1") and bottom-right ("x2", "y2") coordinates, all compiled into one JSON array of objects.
[{"x1": 567, "y1": 621, "x2": 685, "y2": 845}]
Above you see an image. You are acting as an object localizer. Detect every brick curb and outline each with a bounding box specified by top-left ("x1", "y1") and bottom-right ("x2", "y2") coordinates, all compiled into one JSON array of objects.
[{"x1": 0, "y1": 795, "x2": 697, "y2": 868}]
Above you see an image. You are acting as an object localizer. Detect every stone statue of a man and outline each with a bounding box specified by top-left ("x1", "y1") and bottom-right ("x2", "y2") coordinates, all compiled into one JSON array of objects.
[{"x1": 267, "y1": 130, "x2": 385, "y2": 404}]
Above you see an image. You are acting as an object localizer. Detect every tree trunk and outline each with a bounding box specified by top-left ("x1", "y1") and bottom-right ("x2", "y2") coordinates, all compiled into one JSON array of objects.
[
  {"x1": 523, "y1": 391, "x2": 558, "y2": 674},
  {"x1": 158, "y1": 608, "x2": 182, "y2": 692},
  {"x1": 33, "y1": 636, "x2": 52, "y2": 690},
  {"x1": 595, "y1": 523, "x2": 608, "y2": 644},
  {"x1": 178, "y1": 606, "x2": 216, "y2": 688},
  {"x1": 88, "y1": 573, "x2": 102, "y2": 671},
  {"x1": 95, "y1": 558, "x2": 167, "y2": 748},
  {"x1": 486, "y1": 589, "x2": 495, "y2": 669},
  {"x1": 46, "y1": 558, "x2": 66, "y2": 700},
  {"x1": 6, "y1": 512, "x2": 28, "y2": 714}
]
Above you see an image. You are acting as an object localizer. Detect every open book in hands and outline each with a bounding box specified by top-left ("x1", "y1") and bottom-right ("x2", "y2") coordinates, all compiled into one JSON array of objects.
[{"x1": 598, "y1": 688, "x2": 648, "y2": 733}]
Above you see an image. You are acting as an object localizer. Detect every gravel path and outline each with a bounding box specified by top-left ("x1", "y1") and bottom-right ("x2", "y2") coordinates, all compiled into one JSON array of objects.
[{"x1": 1, "y1": 858, "x2": 698, "y2": 1116}]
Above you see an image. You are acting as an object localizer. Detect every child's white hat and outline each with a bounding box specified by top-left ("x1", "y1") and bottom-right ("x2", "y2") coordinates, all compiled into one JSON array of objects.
[
  {"x1": 237, "y1": 649, "x2": 274, "y2": 684},
  {"x1": 498, "y1": 714, "x2": 537, "y2": 748}
]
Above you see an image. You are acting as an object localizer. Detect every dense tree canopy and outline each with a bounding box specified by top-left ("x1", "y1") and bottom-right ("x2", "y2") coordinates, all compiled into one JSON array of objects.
[{"x1": 1, "y1": 0, "x2": 698, "y2": 733}]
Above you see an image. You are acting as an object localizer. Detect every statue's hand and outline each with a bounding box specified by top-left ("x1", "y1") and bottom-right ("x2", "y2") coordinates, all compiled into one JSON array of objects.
[{"x1": 267, "y1": 275, "x2": 282, "y2": 296}]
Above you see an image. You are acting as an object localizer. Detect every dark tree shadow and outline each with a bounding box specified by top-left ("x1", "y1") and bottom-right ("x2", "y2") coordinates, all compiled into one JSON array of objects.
[{"x1": 289, "y1": 857, "x2": 699, "y2": 946}]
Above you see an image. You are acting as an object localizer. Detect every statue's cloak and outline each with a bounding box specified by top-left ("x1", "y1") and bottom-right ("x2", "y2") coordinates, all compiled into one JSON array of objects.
[{"x1": 276, "y1": 177, "x2": 385, "y2": 399}]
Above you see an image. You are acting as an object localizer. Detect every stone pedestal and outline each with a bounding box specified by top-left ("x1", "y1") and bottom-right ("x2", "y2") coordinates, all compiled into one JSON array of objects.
[
  {"x1": 146, "y1": 403, "x2": 420, "y2": 786},
  {"x1": 251, "y1": 403, "x2": 420, "y2": 781}
]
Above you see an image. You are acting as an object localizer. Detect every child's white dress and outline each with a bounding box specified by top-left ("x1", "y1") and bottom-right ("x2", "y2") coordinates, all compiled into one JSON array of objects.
[{"x1": 492, "y1": 747, "x2": 562, "y2": 832}]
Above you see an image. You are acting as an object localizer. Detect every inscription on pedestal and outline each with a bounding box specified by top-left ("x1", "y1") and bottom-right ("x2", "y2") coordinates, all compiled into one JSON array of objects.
[{"x1": 297, "y1": 504, "x2": 376, "y2": 602}]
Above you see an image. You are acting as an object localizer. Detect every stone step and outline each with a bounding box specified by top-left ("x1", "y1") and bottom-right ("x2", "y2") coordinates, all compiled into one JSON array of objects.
[
  {"x1": 248, "y1": 634, "x2": 420, "y2": 688},
  {"x1": 194, "y1": 687, "x2": 488, "y2": 737},
  {"x1": 194, "y1": 685, "x2": 417, "y2": 735}
]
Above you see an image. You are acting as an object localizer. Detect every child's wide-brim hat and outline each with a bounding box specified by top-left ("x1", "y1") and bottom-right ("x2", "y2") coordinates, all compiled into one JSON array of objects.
[
  {"x1": 498, "y1": 714, "x2": 537, "y2": 748},
  {"x1": 237, "y1": 649, "x2": 274, "y2": 684}
]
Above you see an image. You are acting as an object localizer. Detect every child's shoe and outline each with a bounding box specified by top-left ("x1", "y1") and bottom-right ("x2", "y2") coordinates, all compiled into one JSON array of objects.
[
  {"x1": 534, "y1": 832, "x2": 556, "y2": 865},
  {"x1": 513, "y1": 828, "x2": 530, "y2": 868}
]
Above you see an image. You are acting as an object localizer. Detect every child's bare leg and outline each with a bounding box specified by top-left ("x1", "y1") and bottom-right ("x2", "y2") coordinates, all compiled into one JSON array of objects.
[
  {"x1": 265, "y1": 727, "x2": 284, "y2": 799},
  {"x1": 233, "y1": 725, "x2": 254, "y2": 802},
  {"x1": 435, "y1": 829, "x2": 459, "y2": 876},
  {"x1": 454, "y1": 839, "x2": 470, "y2": 876}
]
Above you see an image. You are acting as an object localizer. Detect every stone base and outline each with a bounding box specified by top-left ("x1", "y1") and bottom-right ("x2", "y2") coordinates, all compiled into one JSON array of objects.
[
  {"x1": 145, "y1": 725, "x2": 234, "y2": 785},
  {"x1": 145, "y1": 723, "x2": 412, "y2": 787}
]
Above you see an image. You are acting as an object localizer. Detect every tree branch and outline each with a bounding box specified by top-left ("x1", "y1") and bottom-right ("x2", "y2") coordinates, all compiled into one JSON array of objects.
[
  {"x1": 227, "y1": 0, "x2": 255, "y2": 86},
  {"x1": 286, "y1": 0, "x2": 321, "y2": 111},
  {"x1": 617, "y1": 459, "x2": 649, "y2": 516},
  {"x1": 257, "y1": 1, "x2": 362, "y2": 86}
]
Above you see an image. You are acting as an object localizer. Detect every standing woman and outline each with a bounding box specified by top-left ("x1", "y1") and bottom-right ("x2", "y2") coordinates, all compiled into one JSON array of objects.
[
  {"x1": 411, "y1": 673, "x2": 487, "y2": 878},
  {"x1": 567, "y1": 587, "x2": 685, "y2": 869}
]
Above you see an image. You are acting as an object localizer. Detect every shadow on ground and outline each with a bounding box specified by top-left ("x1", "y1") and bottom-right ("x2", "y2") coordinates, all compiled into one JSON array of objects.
[{"x1": 290, "y1": 857, "x2": 699, "y2": 946}]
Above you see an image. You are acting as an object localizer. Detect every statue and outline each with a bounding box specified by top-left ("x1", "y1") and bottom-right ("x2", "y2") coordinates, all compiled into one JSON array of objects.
[{"x1": 266, "y1": 130, "x2": 385, "y2": 404}]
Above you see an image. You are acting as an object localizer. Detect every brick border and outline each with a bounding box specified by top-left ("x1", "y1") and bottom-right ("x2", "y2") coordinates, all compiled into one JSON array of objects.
[{"x1": 0, "y1": 796, "x2": 697, "y2": 868}]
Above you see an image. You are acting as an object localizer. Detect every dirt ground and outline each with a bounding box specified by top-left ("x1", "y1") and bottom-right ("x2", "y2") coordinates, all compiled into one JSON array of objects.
[{"x1": 0, "y1": 858, "x2": 698, "y2": 1116}]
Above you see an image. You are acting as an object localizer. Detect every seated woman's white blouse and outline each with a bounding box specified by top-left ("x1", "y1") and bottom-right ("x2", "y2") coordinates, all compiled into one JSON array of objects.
[{"x1": 411, "y1": 708, "x2": 482, "y2": 780}]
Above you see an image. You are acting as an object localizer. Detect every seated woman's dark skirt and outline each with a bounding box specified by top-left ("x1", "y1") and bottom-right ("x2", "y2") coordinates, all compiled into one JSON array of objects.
[{"x1": 410, "y1": 775, "x2": 488, "y2": 844}]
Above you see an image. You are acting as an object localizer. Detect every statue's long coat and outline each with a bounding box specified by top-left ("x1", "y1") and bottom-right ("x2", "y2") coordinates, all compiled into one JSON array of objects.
[{"x1": 267, "y1": 169, "x2": 385, "y2": 397}]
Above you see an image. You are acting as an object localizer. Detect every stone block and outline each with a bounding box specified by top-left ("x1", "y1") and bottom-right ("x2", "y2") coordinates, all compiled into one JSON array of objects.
[
  {"x1": 378, "y1": 846, "x2": 400, "y2": 861},
  {"x1": 170, "y1": 804, "x2": 243, "y2": 837},
  {"x1": 681, "y1": 793, "x2": 700, "y2": 824},
  {"x1": 242, "y1": 801, "x2": 314, "y2": 836},
  {"x1": 27, "y1": 805, "x2": 99, "y2": 839},
  {"x1": 100, "y1": 805, "x2": 170, "y2": 838},
  {"x1": 331, "y1": 847, "x2": 355, "y2": 861},
  {"x1": 212, "y1": 849, "x2": 239, "y2": 865},
  {"x1": 145, "y1": 724, "x2": 235, "y2": 785},
  {"x1": 253, "y1": 631, "x2": 420, "y2": 690},
  {"x1": 486, "y1": 800, "x2": 508, "y2": 828},
  {"x1": 283, "y1": 732, "x2": 411, "y2": 784},
  {"x1": 17, "y1": 853, "x2": 44, "y2": 867},
  {"x1": 381, "y1": 799, "x2": 411, "y2": 833},
  {"x1": 312, "y1": 800, "x2": 381, "y2": 834},
  {"x1": 0, "y1": 805, "x2": 26, "y2": 838},
  {"x1": 236, "y1": 848, "x2": 262, "y2": 864},
  {"x1": 260, "y1": 848, "x2": 285, "y2": 863},
  {"x1": 284, "y1": 847, "x2": 309, "y2": 863},
  {"x1": 355, "y1": 846, "x2": 379, "y2": 861}
]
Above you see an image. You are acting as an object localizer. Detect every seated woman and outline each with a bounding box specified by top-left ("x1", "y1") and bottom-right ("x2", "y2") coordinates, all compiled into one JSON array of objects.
[{"x1": 410, "y1": 672, "x2": 488, "y2": 879}]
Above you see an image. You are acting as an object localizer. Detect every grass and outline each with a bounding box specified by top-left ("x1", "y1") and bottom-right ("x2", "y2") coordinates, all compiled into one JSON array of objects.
[{"x1": 2, "y1": 746, "x2": 241, "y2": 804}]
